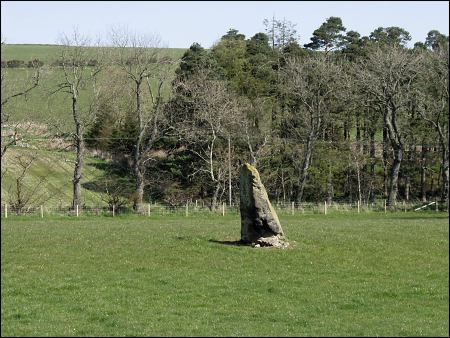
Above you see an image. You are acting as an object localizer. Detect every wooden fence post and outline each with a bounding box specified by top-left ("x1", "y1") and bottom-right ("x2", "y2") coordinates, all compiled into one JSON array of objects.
[
  {"x1": 76, "y1": 204, "x2": 79, "y2": 217},
  {"x1": 40, "y1": 205, "x2": 43, "y2": 218},
  {"x1": 148, "y1": 203, "x2": 151, "y2": 217},
  {"x1": 384, "y1": 200, "x2": 387, "y2": 214},
  {"x1": 5, "y1": 203, "x2": 7, "y2": 219},
  {"x1": 291, "y1": 201, "x2": 294, "y2": 215},
  {"x1": 324, "y1": 201, "x2": 327, "y2": 215},
  {"x1": 222, "y1": 202, "x2": 225, "y2": 216},
  {"x1": 112, "y1": 205, "x2": 115, "y2": 217},
  {"x1": 185, "y1": 201, "x2": 189, "y2": 217},
  {"x1": 357, "y1": 200, "x2": 360, "y2": 214}
]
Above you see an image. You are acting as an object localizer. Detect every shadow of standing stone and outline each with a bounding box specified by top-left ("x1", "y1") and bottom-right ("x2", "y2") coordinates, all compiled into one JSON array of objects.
[{"x1": 240, "y1": 163, "x2": 288, "y2": 248}]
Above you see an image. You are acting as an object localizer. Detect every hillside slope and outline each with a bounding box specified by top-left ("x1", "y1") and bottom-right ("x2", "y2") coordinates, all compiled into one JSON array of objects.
[{"x1": 1, "y1": 146, "x2": 110, "y2": 208}]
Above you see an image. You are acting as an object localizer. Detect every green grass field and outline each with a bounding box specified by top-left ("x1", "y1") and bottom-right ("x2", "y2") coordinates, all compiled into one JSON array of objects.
[
  {"x1": 1, "y1": 44, "x2": 186, "y2": 129},
  {"x1": 1, "y1": 44, "x2": 187, "y2": 63},
  {"x1": 1, "y1": 212, "x2": 448, "y2": 336}
]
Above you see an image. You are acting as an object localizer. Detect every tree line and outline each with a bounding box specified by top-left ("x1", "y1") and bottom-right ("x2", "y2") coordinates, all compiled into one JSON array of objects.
[{"x1": 1, "y1": 18, "x2": 449, "y2": 212}]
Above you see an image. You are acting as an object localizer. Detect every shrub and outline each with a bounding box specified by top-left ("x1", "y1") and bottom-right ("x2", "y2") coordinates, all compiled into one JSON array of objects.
[
  {"x1": 6, "y1": 59, "x2": 25, "y2": 68},
  {"x1": 87, "y1": 59, "x2": 98, "y2": 67},
  {"x1": 27, "y1": 59, "x2": 44, "y2": 68}
]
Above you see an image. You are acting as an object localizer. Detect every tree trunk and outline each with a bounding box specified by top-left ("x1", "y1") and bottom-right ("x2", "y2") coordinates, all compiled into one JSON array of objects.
[
  {"x1": 355, "y1": 160, "x2": 362, "y2": 204},
  {"x1": 228, "y1": 136, "x2": 232, "y2": 206},
  {"x1": 382, "y1": 126, "x2": 389, "y2": 198},
  {"x1": 281, "y1": 170, "x2": 286, "y2": 202},
  {"x1": 133, "y1": 80, "x2": 144, "y2": 211},
  {"x1": 430, "y1": 171, "x2": 435, "y2": 200},
  {"x1": 404, "y1": 145, "x2": 413, "y2": 201},
  {"x1": 367, "y1": 127, "x2": 376, "y2": 203},
  {"x1": 133, "y1": 156, "x2": 144, "y2": 211},
  {"x1": 385, "y1": 106, "x2": 404, "y2": 209},
  {"x1": 211, "y1": 183, "x2": 221, "y2": 211},
  {"x1": 388, "y1": 147, "x2": 402, "y2": 208},
  {"x1": 297, "y1": 133, "x2": 314, "y2": 203},
  {"x1": 421, "y1": 144, "x2": 428, "y2": 202},
  {"x1": 362, "y1": 116, "x2": 369, "y2": 155},
  {"x1": 356, "y1": 113, "x2": 362, "y2": 153},
  {"x1": 71, "y1": 95, "x2": 83, "y2": 210},
  {"x1": 344, "y1": 166, "x2": 351, "y2": 202},
  {"x1": 326, "y1": 168, "x2": 334, "y2": 205},
  {"x1": 72, "y1": 134, "x2": 83, "y2": 210},
  {"x1": 289, "y1": 181, "x2": 294, "y2": 202},
  {"x1": 369, "y1": 128, "x2": 376, "y2": 174},
  {"x1": 405, "y1": 176, "x2": 410, "y2": 201},
  {"x1": 441, "y1": 146, "x2": 449, "y2": 208},
  {"x1": 343, "y1": 120, "x2": 349, "y2": 140}
]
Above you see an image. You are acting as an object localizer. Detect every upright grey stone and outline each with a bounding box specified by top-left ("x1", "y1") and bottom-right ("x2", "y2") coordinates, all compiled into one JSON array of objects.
[{"x1": 239, "y1": 163, "x2": 288, "y2": 248}]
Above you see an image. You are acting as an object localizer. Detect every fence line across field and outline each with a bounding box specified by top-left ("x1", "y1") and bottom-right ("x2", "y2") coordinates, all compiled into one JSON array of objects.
[{"x1": 1, "y1": 199, "x2": 445, "y2": 218}]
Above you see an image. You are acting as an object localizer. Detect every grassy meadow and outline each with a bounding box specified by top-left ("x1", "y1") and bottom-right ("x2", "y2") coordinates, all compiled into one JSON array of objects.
[
  {"x1": 1, "y1": 44, "x2": 187, "y2": 63},
  {"x1": 1, "y1": 212, "x2": 448, "y2": 336}
]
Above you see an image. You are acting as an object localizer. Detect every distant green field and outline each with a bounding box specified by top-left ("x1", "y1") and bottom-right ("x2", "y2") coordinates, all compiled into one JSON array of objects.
[
  {"x1": 2, "y1": 66, "x2": 178, "y2": 130},
  {"x1": 1, "y1": 44, "x2": 187, "y2": 63},
  {"x1": 1, "y1": 213, "x2": 448, "y2": 336},
  {"x1": 1, "y1": 44, "x2": 186, "y2": 130},
  {"x1": 2, "y1": 44, "x2": 67, "y2": 62}
]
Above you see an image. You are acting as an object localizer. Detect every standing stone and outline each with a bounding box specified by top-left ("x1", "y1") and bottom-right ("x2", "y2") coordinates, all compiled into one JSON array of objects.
[{"x1": 240, "y1": 163, "x2": 288, "y2": 248}]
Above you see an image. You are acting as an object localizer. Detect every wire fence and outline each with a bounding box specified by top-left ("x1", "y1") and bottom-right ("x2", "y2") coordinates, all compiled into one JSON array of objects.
[
  {"x1": 2, "y1": 132, "x2": 448, "y2": 220},
  {"x1": 1, "y1": 199, "x2": 447, "y2": 219}
]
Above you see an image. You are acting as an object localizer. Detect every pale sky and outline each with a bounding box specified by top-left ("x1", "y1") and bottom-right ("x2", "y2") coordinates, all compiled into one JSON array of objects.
[{"x1": 1, "y1": 1, "x2": 449, "y2": 48}]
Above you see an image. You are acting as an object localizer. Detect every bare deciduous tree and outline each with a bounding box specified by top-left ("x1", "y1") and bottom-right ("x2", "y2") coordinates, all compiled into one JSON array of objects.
[
  {"x1": 174, "y1": 69, "x2": 244, "y2": 210},
  {"x1": 99, "y1": 178, "x2": 130, "y2": 213},
  {"x1": 283, "y1": 53, "x2": 345, "y2": 202},
  {"x1": 354, "y1": 45, "x2": 422, "y2": 208},
  {"x1": 110, "y1": 27, "x2": 173, "y2": 211},
  {"x1": 1, "y1": 41, "x2": 40, "y2": 158},
  {"x1": 7, "y1": 154, "x2": 47, "y2": 215},
  {"x1": 417, "y1": 45, "x2": 449, "y2": 207},
  {"x1": 243, "y1": 98, "x2": 272, "y2": 168},
  {"x1": 50, "y1": 30, "x2": 103, "y2": 210}
]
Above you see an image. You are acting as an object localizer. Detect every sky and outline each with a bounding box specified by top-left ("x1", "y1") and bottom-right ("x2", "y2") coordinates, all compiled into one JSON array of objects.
[{"x1": 1, "y1": 1, "x2": 449, "y2": 48}]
